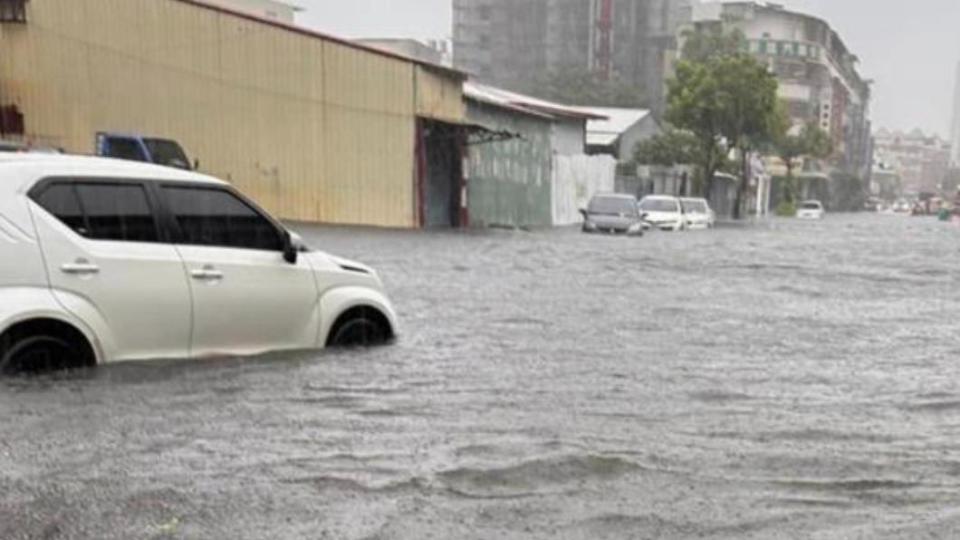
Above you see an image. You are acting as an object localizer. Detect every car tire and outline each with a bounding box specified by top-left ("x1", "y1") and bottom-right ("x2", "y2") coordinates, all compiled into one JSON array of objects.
[
  {"x1": 0, "y1": 334, "x2": 75, "y2": 376},
  {"x1": 328, "y1": 313, "x2": 390, "y2": 348}
]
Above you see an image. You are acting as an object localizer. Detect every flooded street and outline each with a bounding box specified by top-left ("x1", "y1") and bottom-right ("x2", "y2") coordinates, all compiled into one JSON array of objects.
[{"x1": 3, "y1": 214, "x2": 960, "y2": 539}]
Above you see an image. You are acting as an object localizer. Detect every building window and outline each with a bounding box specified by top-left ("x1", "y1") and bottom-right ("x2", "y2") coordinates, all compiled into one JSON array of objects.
[{"x1": 0, "y1": 0, "x2": 27, "y2": 23}]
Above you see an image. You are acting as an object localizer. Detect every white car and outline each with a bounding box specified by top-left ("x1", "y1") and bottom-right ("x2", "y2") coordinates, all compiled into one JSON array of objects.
[
  {"x1": 639, "y1": 195, "x2": 685, "y2": 231},
  {"x1": 0, "y1": 154, "x2": 396, "y2": 375},
  {"x1": 680, "y1": 198, "x2": 716, "y2": 230},
  {"x1": 796, "y1": 200, "x2": 825, "y2": 220}
]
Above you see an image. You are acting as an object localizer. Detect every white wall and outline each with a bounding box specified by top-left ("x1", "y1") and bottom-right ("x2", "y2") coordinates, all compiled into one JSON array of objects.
[
  {"x1": 552, "y1": 119, "x2": 588, "y2": 156},
  {"x1": 552, "y1": 154, "x2": 617, "y2": 226}
]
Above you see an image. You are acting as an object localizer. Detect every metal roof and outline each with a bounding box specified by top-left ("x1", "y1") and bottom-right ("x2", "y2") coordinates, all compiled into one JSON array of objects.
[
  {"x1": 174, "y1": 0, "x2": 466, "y2": 79},
  {"x1": 464, "y1": 82, "x2": 607, "y2": 121},
  {"x1": 575, "y1": 107, "x2": 652, "y2": 147}
]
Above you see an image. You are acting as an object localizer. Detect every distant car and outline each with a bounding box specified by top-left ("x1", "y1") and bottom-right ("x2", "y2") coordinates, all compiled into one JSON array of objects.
[
  {"x1": 680, "y1": 198, "x2": 716, "y2": 230},
  {"x1": 796, "y1": 200, "x2": 825, "y2": 220},
  {"x1": 581, "y1": 194, "x2": 644, "y2": 236},
  {"x1": 639, "y1": 195, "x2": 685, "y2": 231}
]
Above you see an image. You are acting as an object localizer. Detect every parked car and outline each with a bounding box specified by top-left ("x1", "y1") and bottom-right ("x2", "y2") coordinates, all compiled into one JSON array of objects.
[
  {"x1": 0, "y1": 154, "x2": 396, "y2": 375},
  {"x1": 580, "y1": 194, "x2": 644, "y2": 236},
  {"x1": 96, "y1": 132, "x2": 195, "y2": 170},
  {"x1": 796, "y1": 200, "x2": 825, "y2": 220},
  {"x1": 680, "y1": 198, "x2": 716, "y2": 230},
  {"x1": 639, "y1": 195, "x2": 685, "y2": 231}
]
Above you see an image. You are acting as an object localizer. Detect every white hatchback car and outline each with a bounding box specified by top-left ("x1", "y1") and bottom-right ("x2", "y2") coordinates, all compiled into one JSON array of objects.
[
  {"x1": 639, "y1": 195, "x2": 685, "y2": 231},
  {"x1": 796, "y1": 200, "x2": 825, "y2": 220},
  {"x1": 0, "y1": 154, "x2": 396, "y2": 375},
  {"x1": 679, "y1": 198, "x2": 716, "y2": 230}
]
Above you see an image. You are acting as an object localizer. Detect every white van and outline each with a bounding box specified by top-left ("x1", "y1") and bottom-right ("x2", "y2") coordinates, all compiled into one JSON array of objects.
[{"x1": 0, "y1": 154, "x2": 396, "y2": 375}]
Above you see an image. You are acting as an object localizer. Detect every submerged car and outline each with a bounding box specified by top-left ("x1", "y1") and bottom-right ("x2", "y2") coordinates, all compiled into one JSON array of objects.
[
  {"x1": 639, "y1": 195, "x2": 685, "y2": 231},
  {"x1": 680, "y1": 198, "x2": 716, "y2": 230},
  {"x1": 0, "y1": 154, "x2": 397, "y2": 375},
  {"x1": 581, "y1": 194, "x2": 644, "y2": 236},
  {"x1": 797, "y1": 200, "x2": 825, "y2": 220}
]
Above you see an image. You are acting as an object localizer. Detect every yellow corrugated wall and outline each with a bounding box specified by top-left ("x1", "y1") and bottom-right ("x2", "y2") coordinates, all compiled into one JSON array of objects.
[{"x1": 0, "y1": 0, "x2": 464, "y2": 228}]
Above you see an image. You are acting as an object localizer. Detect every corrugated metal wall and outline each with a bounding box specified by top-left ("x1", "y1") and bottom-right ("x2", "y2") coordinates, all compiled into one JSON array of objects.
[
  {"x1": 0, "y1": 0, "x2": 464, "y2": 228},
  {"x1": 465, "y1": 101, "x2": 553, "y2": 228}
]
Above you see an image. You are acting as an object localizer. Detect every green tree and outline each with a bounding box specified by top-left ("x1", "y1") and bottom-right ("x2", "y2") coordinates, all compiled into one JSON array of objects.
[
  {"x1": 533, "y1": 67, "x2": 647, "y2": 108},
  {"x1": 632, "y1": 128, "x2": 698, "y2": 167},
  {"x1": 712, "y1": 55, "x2": 781, "y2": 219},
  {"x1": 664, "y1": 60, "x2": 728, "y2": 197},
  {"x1": 772, "y1": 116, "x2": 833, "y2": 204},
  {"x1": 681, "y1": 25, "x2": 748, "y2": 63}
]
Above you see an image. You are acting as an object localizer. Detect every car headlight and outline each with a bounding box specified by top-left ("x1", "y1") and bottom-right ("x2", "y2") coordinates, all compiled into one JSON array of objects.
[
  {"x1": 583, "y1": 221, "x2": 597, "y2": 230},
  {"x1": 628, "y1": 222, "x2": 642, "y2": 233}
]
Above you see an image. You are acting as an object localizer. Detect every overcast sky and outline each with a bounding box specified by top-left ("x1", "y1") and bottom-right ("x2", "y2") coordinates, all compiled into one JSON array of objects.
[{"x1": 298, "y1": 0, "x2": 960, "y2": 138}]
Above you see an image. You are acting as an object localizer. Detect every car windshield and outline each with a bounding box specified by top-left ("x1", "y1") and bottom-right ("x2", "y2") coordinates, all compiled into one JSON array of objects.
[
  {"x1": 640, "y1": 199, "x2": 679, "y2": 212},
  {"x1": 681, "y1": 200, "x2": 707, "y2": 213},
  {"x1": 144, "y1": 138, "x2": 191, "y2": 170},
  {"x1": 801, "y1": 202, "x2": 822, "y2": 210},
  {"x1": 588, "y1": 197, "x2": 637, "y2": 215}
]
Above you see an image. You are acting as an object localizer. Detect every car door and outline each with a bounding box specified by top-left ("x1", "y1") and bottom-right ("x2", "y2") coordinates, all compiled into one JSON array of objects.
[
  {"x1": 159, "y1": 183, "x2": 320, "y2": 357},
  {"x1": 29, "y1": 179, "x2": 193, "y2": 361}
]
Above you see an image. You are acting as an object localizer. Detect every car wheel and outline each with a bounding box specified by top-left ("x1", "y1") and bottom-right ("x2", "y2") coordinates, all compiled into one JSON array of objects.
[
  {"x1": 329, "y1": 315, "x2": 390, "y2": 348},
  {"x1": 0, "y1": 335, "x2": 74, "y2": 376}
]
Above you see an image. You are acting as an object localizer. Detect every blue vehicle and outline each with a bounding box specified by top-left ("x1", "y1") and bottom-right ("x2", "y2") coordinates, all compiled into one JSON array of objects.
[{"x1": 95, "y1": 132, "x2": 194, "y2": 170}]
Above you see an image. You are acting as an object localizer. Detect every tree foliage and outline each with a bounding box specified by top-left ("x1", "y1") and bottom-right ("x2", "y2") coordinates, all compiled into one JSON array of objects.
[
  {"x1": 771, "y1": 107, "x2": 833, "y2": 203},
  {"x1": 632, "y1": 128, "x2": 698, "y2": 167},
  {"x1": 681, "y1": 26, "x2": 748, "y2": 63},
  {"x1": 532, "y1": 67, "x2": 647, "y2": 108},
  {"x1": 665, "y1": 52, "x2": 780, "y2": 208}
]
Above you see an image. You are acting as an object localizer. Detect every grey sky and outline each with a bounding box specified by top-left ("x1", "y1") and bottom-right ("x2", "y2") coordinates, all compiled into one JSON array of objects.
[{"x1": 298, "y1": 0, "x2": 960, "y2": 138}]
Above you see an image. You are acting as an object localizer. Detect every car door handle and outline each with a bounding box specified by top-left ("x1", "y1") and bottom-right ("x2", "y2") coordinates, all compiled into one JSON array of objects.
[
  {"x1": 61, "y1": 260, "x2": 100, "y2": 275},
  {"x1": 190, "y1": 267, "x2": 224, "y2": 281}
]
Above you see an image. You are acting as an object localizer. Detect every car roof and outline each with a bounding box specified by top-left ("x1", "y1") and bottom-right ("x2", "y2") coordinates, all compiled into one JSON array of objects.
[
  {"x1": 591, "y1": 193, "x2": 637, "y2": 200},
  {"x1": 0, "y1": 153, "x2": 226, "y2": 194},
  {"x1": 641, "y1": 195, "x2": 680, "y2": 201}
]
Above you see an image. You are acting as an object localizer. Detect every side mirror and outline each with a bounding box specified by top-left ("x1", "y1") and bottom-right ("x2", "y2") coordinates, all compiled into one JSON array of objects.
[
  {"x1": 579, "y1": 208, "x2": 588, "y2": 219},
  {"x1": 193, "y1": 159, "x2": 200, "y2": 171},
  {"x1": 282, "y1": 231, "x2": 298, "y2": 264}
]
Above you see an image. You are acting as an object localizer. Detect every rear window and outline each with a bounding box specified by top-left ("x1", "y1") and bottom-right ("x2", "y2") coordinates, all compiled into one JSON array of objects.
[
  {"x1": 681, "y1": 200, "x2": 707, "y2": 213},
  {"x1": 103, "y1": 137, "x2": 148, "y2": 162},
  {"x1": 801, "y1": 202, "x2": 822, "y2": 210},
  {"x1": 640, "y1": 198, "x2": 680, "y2": 212},
  {"x1": 588, "y1": 196, "x2": 637, "y2": 215},
  {"x1": 32, "y1": 181, "x2": 160, "y2": 243}
]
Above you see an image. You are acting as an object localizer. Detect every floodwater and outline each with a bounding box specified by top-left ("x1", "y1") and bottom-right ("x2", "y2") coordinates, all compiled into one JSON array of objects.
[{"x1": 3, "y1": 214, "x2": 960, "y2": 539}]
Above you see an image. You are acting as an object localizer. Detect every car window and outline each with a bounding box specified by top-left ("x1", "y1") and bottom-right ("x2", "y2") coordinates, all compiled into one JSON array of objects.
[
  {"x1": 104, "y1": 137, "x2": 147, "y2": 162},
  {"x1": 588, "y1": 197, "x2": 637, "y2": 215},
  {"x1": 640, "y1": 199, "x2": 680, "y2": 212},
  {"x1": 33, "y1": 182, "x2": 160, "y2": 242},
  {"x1": 163, "y1": 186, "x2": 283, "y2": 251},
  {"x1": 75, "y1": 183, "x2": 160, "y2": 242},
  {"x1": 33, "y1": 183, "x2": 88, "y2": 236},
  {"x1": 144, "y1": 139, "x2": 190, "y2": 169}
]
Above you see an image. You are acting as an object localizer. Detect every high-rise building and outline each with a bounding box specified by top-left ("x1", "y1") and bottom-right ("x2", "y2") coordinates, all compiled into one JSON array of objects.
[
  {"x1": 686, "y1": 2, "x2": 873, "y2": 179},
  {"x1": 950, "y1": 61, "x2": 960, "y2": 166},
  {"x1": 452, "y1": 0, "x2": 692, "y2": 114},
  {"x1": 874, "y1": 128, "x2": 950, "y2": 195}
]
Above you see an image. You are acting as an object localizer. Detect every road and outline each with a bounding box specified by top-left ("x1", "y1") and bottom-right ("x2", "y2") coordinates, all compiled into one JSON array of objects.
[{"x1": 3, "y1": 214, "x2": 960, "y2": 539}]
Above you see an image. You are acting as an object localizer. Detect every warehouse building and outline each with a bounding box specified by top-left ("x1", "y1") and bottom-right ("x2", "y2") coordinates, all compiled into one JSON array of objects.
[{"x1": 0, "y1": 0, "x2": 467, "y2": 228}]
